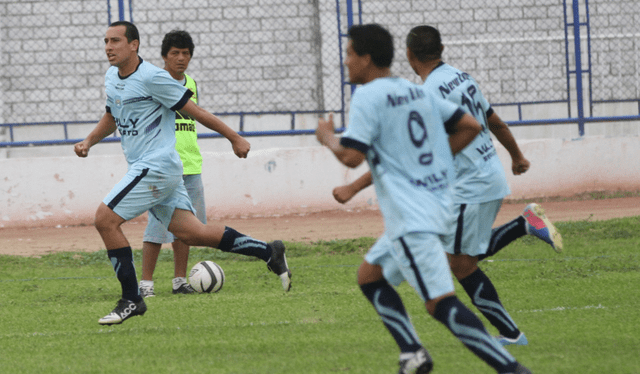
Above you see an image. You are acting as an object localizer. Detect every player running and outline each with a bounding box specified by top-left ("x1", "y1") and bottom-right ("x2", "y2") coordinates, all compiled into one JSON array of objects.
[{"x1": 75, "y1": 21, "x2": 291, "y2": 326}]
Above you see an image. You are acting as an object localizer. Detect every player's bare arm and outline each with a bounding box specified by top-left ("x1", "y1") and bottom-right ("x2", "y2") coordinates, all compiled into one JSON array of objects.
[
  {"x1": 316, "y1": 113, "x2": 366, "y2": 168},
  {"x1": 74, "y1": 112, "x2": 117, "y2": 157},
  {"x1": 179, "y1": 100, "x2": 250, "y2": 158},
  {"x1": 333, "y1": 171, "x2": 373, "y2": 204},
  {"x1": 487, "y1": 112, "x2": 530, "y2": 175},
  {"x1": 448, "y1": 113, "x2": 482, "y2": 154}
]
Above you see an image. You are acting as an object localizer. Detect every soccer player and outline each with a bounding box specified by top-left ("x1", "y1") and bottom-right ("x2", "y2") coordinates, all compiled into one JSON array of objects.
[
  {"x1": 74, "y1": 21, "x2": 291, "y2": 326},
  {"x1": 316, "y1": 23, "x2": 531, "y2": 374},
  {"x1": 138, "y1": 30, "x2": 206, "y2": 297},
  {"x1": 332, "y1": 25, "x2": 564, "y2": 348}
]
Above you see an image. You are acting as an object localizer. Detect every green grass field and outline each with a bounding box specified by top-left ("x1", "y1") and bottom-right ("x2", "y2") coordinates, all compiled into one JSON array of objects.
[{"x1": 1, "y1": 217, "x2": 639, "y2": 373}]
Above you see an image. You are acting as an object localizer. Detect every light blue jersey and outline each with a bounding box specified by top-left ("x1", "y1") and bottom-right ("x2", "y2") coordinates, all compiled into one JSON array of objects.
[
  {"x1": 105, "y1": 58, "x2": 192, "y2": 175},
  {"x1": 341, "y1": 77, "x2": 465, "y2": 239},
  {"x1": 424, "y1": 63, "x2": 510, "y2": 204}
]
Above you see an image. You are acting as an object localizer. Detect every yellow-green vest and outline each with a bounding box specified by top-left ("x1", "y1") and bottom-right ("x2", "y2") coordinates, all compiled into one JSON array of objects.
[{"x1": 174, "y1": 73, "x2": 202, "y2": 175}]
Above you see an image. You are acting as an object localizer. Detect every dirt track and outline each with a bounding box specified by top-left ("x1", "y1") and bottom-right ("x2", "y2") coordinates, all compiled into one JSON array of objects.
[{"x1": 1, "y1": 197, "x2": 639, "y2": 257}]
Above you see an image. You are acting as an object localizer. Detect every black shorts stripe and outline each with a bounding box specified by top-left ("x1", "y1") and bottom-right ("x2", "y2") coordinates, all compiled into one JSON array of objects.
[
  {"x1": 454, "y1": 204, "x2": 467, "y2": 255},
  {"x1": 107, "y1": 168, "x2": 150, "y2": 210},
  {"x1": 399, "y1": 236, "x2": 430, "y2": 300}
]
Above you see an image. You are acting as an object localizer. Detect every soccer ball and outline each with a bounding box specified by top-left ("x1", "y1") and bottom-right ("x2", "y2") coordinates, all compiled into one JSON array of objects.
[{"x1": 188, "y1": 261, "x2": 225, "y2": 293}]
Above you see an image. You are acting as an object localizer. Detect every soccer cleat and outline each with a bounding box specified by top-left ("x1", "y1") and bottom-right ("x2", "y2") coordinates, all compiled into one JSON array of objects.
[
  {"x1": 522, "y1": 203, "x2": 563, "y2": 253},
  {"x1": 172, "y1": 283, "x2": 196, "y2": 294},
  {"x1": 398, "y1": 347, "x2": 433, "y2": 374},
  {"x1": 496, "y1": 332, "x2": 529, "y2": 346},
  {"x1": 98, "y1": 298, "x2": 147, "y2": 325},
  {"x1": 267, "y1": 240, "x2": 292, "y2": 292},
  {"x1": 139, "y1": 282, "x2": 155, "y2": 298}
]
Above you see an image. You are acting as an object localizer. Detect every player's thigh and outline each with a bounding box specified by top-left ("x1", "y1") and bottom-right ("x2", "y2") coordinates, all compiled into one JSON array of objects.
[
  {"x1": 447, "y1": 199, "x2": 503, "y2": 257},
  {"x1": 103, "y1": 168, "x2": 182, "y2": 222},
  {"x1": 390, "y1": 232, "x2": 455, "y2": 302},
  {"x1": 183, "y1": 174, "x2": 207, "y2": 224},
  {"x1": 364, "y1": 235, "x2": 405, "y2": 287},
  {"x1": 167, "y1": 209, "x2": 225, "y2": 245}
]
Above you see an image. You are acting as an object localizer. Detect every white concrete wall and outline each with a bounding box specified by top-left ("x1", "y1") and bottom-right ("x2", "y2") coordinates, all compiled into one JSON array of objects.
[{"x1": 2, "y1": 136, "x2": 640, "y2": 229}]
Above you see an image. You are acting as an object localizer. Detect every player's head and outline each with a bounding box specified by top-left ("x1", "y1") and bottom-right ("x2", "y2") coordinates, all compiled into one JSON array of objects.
[
  {"x1": 109, "y1": 21, "x2": 140, "y2": 52},
  {"x1": 406, "y1": 25, "x2": 443, "y2": 62},
  {"x1": 161, "y1": 30, "x2": 195, "y2": 58},
  {"x1": 346, "y1": 24, "x2": 394, "y2": 84},
  {"x1": 161, "y1": 30, "x2": 195, "y2": 78},
  {"x1": 105, "y1": 21, "x2": 140, "y2": 68}
]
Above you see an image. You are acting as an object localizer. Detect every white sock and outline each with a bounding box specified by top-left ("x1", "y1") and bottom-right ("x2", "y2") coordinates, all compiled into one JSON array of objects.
[
  {"x1": 140, "y1": 280, "x2": 154, "y2": 288},
  {"x1": 172, "y1": 277, "x2": 187, "y2": 289},
  {"x1": 399, "y1": 351, "x2": 417, "y2": 361}
]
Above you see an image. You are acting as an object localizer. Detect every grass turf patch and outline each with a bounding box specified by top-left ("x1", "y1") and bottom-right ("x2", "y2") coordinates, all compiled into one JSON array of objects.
[{"x1": 0, "y1": 216, "x2": 639, "y2": 373}]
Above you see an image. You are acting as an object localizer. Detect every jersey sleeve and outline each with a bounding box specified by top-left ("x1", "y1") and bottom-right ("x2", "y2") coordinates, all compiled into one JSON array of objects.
[
  {"x1": 148, "y1": 69, "x2": 193, "y2": 111},
  {"x1": 340, "y1": 90, "x2": 378, "y2": 153},
  {"x1": 434, "y1": 93, "x2": 466, "y2": 132}
]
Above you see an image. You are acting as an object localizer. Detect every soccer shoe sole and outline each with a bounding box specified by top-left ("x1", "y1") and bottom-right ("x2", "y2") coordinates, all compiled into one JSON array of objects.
[
  {"x1": 524, "y1": 203, "x2": 563, "y2": 253},
  {"x1": 495, "y1": 332, "x2": 529, "y2": 346}
]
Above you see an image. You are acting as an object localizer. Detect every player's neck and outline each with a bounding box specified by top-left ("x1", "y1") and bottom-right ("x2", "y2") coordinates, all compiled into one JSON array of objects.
[
  {"x1": 364, "y1": 67, "x2": 391, "y2": 84},
  {"x1": 165, "y1": 66, "x2": 185, "y2": 80},
  {"x1": 118, "y1": 55, "x2": 141, "y2": 77},
  {"x1": 418, "y1": 59, "x2": 442, "y2": 81}
]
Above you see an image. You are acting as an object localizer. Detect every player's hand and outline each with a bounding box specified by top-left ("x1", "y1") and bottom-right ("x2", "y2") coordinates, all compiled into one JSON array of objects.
[
  {"x1": 231, "y1": 136, "x2": 251, "y2": 158},
  {"x1": 74, "y1": 140, "x2": 90, "y2": 158},
  {"x1": 333, "y1": 184, "x2": 357, "y2": 204},
  {"x1": 512, "y1": 157, "x2": 530, "y2": 175},
  {"x1": 316, "y1": 113, "x2": 336, "y2": 146}
]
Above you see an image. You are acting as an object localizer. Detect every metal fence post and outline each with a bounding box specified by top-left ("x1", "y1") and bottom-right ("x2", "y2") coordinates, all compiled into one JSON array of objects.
[{"x1": 572, "y1": 0, "x2": 586, "y2": 137}]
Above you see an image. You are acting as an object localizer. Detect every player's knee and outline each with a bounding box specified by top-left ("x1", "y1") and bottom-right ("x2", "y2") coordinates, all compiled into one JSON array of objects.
[
  {"x1": 357, "y1": 262, "x2": 383, "y2": 285},
  {"x1": 449, "y1": 258, "x2": 476, "y2": 280},
  {"x1": 94, "y1": 205, "x2": 119, "y2": 234}
]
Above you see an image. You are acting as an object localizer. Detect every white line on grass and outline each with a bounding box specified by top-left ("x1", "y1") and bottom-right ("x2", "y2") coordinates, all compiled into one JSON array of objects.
[{"x1": 515, "y1": 304, "x2": 610, "y2": 313}]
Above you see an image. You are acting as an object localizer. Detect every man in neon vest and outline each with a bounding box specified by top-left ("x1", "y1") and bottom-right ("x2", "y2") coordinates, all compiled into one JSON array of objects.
[{"x1": 138, "y1": 30, "x2": 213, "y2": 296}]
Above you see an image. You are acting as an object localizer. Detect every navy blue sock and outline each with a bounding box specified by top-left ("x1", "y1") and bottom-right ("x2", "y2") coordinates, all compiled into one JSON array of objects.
[
  {"x1": 218, "y1": 226, "x2": 272, "y2": 262},
  {"x1": 479, "y1": 217, "x2": 527, "y2": 260},
  {"x1": 360, "y1": 279, "x2": 422, "y2": 353},
  {"x1": 459, "y1": 268, "x2": 520, "y2": 338},
  {"x1": 433, "y1": 296, "x2": 518, "y2": 373},
  {"x1": 107, "y1": 246, "x2": 141, "y2": 302}
]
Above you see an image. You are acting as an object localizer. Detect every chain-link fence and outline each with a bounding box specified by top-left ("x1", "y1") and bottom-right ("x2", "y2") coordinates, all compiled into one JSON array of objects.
[
  {"x1": 342, "y1": 0, "x2": 640, "y2": 130},
  {"x1": 0, "y1": 0, "x2": 342, "y2": 121},
  {"x1": 1, "y1": 0, "x2": 639, "y2": 149}
]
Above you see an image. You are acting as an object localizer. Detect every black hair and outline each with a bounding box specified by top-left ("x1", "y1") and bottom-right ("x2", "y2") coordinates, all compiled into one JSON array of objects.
[
  {"x1": 109, "y1": 21, "x2": 140, "y2": 45},
  {"x1": 347, "y1": 23, "x2": 394, "y2": 68},
  {"x1": 406, "y1": 25, "x2": 443, "y2": 62},
  {"x1": 161, "y1": 30, "x2": 195, "y2": 57}
]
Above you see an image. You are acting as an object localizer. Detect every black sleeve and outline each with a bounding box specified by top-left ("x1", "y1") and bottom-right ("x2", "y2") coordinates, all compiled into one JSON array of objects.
[
  {"x1": 444, "y1": 108, "x2": 465, "y2": 135},
  {"x1": 486, "y1": 106, "x2": 494, "y2": 118},
  {"x1": 170, "y1": 89, "x2": 194, "y2": 111},
  {"x1": 340, "y1": 137, "x2": 370, "y2": 153}
]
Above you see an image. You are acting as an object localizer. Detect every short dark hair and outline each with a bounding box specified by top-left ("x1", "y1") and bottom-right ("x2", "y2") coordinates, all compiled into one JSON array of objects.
[
  {"x1": 110, "y1": 21, "x2": 140, "y2": 45},
  {"x1": 161, "y1": 30, "x2": 195, "y2": 57},
  {"x1": 347, "y1": 24, "x2": 393, "y2": 68},
  {"x1": 406, "y1": 25, "x2": 443, "y2": 62}
]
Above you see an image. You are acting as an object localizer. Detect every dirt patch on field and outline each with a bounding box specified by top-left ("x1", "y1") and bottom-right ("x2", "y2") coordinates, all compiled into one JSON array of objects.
[{"x1": 1, "y1": 197, "x2": 639, "y2": 257}]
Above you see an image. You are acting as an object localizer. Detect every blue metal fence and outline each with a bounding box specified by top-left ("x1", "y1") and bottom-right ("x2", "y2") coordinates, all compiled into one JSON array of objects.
[{"x1": 1, "y1": 0, "x2": 638, "y2": 149}]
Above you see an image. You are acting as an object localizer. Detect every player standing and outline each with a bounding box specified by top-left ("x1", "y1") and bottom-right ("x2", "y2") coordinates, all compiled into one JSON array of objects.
[
  {"x1": 316, "y1": 23, "x2": 531, "y2": 374},
  {"x1": 138, "y1": 30, "x2": 206, "y2": 297},
  {"x1": 74, "y1": 21, "x2": 291, "y2": 325}
]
